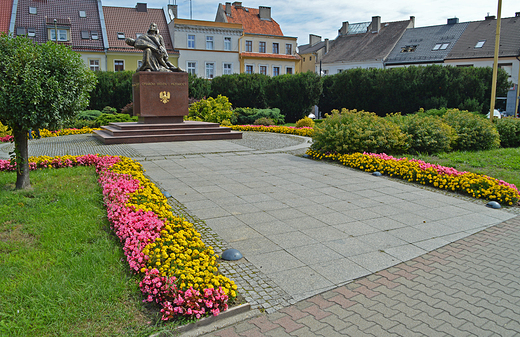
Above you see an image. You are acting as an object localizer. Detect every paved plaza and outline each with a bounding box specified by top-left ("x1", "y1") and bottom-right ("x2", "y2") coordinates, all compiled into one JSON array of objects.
[{"x1": 3, "y1": 132, "x2": 519, "y2": 336}]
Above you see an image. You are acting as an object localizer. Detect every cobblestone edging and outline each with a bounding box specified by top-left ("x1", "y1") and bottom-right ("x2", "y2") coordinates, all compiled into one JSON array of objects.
[{"x1": 166, "y1": 196, "x2": 294, "y2": 313}]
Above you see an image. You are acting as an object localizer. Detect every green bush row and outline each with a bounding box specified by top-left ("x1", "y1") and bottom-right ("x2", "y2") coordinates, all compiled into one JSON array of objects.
[
  {"x1": 319, "y1": 65, "x2": 510, "y2": 116},
  {"x1": 312, "y1": 109, "x2": 518, "y2": 155}
]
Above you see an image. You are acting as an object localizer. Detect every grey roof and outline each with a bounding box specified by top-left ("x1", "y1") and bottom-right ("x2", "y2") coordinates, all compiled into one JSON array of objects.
[
  {"x1": 446, "y1": 16, "x2": 520, "y2": 59},
  {"x1": 321, "y1": 19, "x2": 411, "y2": 64},
  {"x1": 385, "y1": 22, "x2": 469, "y2": 65},
  {"x1": 298, "y1": 40, "x2": 326, "y2": 54}
]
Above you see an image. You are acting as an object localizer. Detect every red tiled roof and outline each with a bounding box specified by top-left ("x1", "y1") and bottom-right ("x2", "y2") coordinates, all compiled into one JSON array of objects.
[
  {"x1": 0, "y1": 0, "x2": 13, "y2": 33},
  {"x1": 224, "y1": 4, "x2": 283, "y2": 36},
  {"x1": 14, "y1": 0, "x2": 105, "y2": 51},
  {"x1": 102, "y1": 6, "x2": 174, "y2": 52},
  {"x1": 241, "y1": 52, "x2": 300, "y2": 60}
]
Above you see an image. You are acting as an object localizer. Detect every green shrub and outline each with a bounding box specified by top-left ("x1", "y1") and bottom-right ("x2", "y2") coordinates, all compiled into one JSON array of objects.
[
  {"x1": 94, "y1": 113, "x2": 137, "y2": 127},
  {"x1": 88, "y1": 71, "x2": 133, "y2": 111},
  {"x1": 102, "y1": 106, "x2": 117, "y2": 114},
  {"x1": 253, "y1": 117, "x2": 275, "y2": 126},
  {"x1": 77, "y1": 110, "x2": 102, "y2": 121},
  {"x1": 188, "y1": 73, "x2": 211, "y2": 99},
  {"x1": 210, "y1": 74, "x2": 269, "y2": 109},
  {"x1": 187, "y1": 95, "x2": 235, "y2": 124},
  {"x1": 443, "y1": 109, "x2": 500, "y2": 151},
  {"x1": 62, "y1": 119, "x2": 99, "y2": 129},
  {"x1": 121, "y1": 102, "x2": 133, "y2": 115},
  {"x1": 395, "y1": 114, "x2": 456, "y2": 154},
  {"x1": 311, "y1": 109, "x2": 410, "y2": 154},
  {"x1": 0, "y1": 121, "x2": 11, "y2": 137},
  {"x1": 495, "y1": 117, "x2": 520, "y2": 148},
  {"x1": 233, "y1": 107, "x2": 285, "y2": 125},
  {"x1": 418, "y1": 107, "x2": 448, "y2": 117},
  {"x1": 265, "y1": 72, "x2": 322, "y2": 123},
  {"x1": 295, "y1": 117, "x2": 315, "y2": 128}
]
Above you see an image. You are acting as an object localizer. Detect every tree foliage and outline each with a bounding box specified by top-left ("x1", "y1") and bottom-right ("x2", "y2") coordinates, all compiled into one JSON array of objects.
[
  {"x1": 0, "y1": 34, "x2": 96, "y2": 189},
  {"x1": 88, "y1": 70, "x2": 133, "y2": 111}
]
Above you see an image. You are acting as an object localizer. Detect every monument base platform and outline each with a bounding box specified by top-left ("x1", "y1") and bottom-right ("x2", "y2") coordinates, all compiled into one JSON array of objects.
[{"x1": 93, "y1": 121, "x2": 242, "y2": 145}]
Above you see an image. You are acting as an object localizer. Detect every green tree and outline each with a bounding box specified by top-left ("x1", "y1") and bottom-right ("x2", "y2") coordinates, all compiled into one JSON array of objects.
[{"x1": 0, "y1": 34, "x2": 96, "y2": 189}]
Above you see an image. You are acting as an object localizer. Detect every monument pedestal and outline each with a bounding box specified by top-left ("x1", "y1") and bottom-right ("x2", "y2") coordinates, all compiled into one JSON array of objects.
[{"x1": 94, "y1": 72, "x2": 242, "y2": 144}]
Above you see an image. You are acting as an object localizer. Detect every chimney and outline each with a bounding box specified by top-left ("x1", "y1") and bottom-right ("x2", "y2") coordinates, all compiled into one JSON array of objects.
[
  {"x1": 167, "y1": 4, "x2": 177, "y2": 19},
  {"x1": 225, "y1": 2, "x2": 232, "y2": 15},
  {"x1": 338, "y1": 21, "x2": 349, "y2": 36},
  {"x1": 325, "y1": 38, "x2": 329, "y2": 53},
  {"x1": 233, "y1": 2, "x2": 242, "y2": 9},
  {"x1": 485, "y1": 14, "x2": 496, "y2": 20},
  {"x1": 136, "y1": 3, "x2": 147, "y2": 12},
  {"x1": 409, "y1": 16, "x2": 415, "y2": 28},
  {"x1": 259, "y1": 6, "x2": 271, "y2": 20},
  {"x1": 371, "y1": 16, "x2": 381, "y2": 33},
  {"x1": 447, "y1": 17, "x2": 459, "y2": 24},
  {"x1": 515, "y1": 12, "x2": 520, "y2": 17},
  {"x1": 309, "y1": 34, "x2": 321, "y2": 46}
]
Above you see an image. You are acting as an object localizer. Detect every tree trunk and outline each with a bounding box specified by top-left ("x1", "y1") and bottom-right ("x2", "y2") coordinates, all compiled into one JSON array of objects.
[{"x1": 14, "y1": 129, "x2": 30, "y2": 189}]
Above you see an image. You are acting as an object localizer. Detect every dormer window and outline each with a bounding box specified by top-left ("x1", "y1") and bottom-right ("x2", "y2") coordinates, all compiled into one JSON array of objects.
[
  {"x1": 117, "y1": 32, "x2": 125, "y2": 39},
  {"x1": 475, "y1": 40, "x2": 486, "y2": 48},
  {"x1": 91, "y1": 31, "x2": 99, "y2": 40},
  {"x1": 401, "y1": 45, "x2": 417, "y2": 53}
]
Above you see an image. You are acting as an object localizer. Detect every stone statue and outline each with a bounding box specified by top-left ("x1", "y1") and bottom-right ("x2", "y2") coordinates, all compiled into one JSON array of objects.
[{"x1": 125, "y1": 23, "x2": 184, "y2": 72}]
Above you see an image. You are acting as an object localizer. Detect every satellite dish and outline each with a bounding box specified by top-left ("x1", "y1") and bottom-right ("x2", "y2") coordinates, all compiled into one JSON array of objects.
[{"x1": 169, "y1": 8, "x2": 175, "y2": 20}]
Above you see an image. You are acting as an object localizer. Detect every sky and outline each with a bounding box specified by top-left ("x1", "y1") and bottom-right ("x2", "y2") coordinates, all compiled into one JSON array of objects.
[{"x1": 102, "y1": 0, "x2": 518, "y2": 45}]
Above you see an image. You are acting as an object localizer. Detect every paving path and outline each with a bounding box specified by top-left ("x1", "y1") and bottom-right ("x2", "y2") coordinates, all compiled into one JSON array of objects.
[{"x1": 4, "y1": 133, "x2": 519, "y2": 336}]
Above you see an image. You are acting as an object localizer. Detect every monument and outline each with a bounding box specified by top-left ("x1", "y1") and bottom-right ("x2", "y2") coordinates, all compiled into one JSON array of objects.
[{"x1": 94, "y1": 23, "x2": 242, "y2": 144}]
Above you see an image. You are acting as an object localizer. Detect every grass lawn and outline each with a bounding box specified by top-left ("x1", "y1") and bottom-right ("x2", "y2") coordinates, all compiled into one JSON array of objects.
[
  {"x1": 0, "y1": 167, "x2": 167, "y2": 337},
  {"x1": 410, "y1": 147, "x2": 520, "y2": 188}
]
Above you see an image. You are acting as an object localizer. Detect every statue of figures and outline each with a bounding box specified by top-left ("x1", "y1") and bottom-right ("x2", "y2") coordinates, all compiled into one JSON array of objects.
[{"x1": 125, "y1": 23, "x2": 183, "y2": 72}]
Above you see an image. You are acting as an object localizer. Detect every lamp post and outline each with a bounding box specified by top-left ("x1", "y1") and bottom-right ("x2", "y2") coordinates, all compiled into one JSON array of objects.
[
  {"x1": 53, "y1": 19, "x2": 58, "y2": 44},
  {"x1": 489, "y1": 0, "x2": 502, "y2": 122}
]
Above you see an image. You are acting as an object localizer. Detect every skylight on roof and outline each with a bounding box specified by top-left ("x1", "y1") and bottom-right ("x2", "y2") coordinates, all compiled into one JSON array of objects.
[
  {"x1": 433, "y1": 42, "x2": 450, "y2": 51},
  {"x1": 433, "y1": 43, "x2": 442, "y2": 50},
  {"x1": 440, "y1": 43, "x2": 449, "y2": 50},
  {"x1": 79, "y1": 10, "x2": 86, "y2": 18},
  {"x1": 475, "y1": 40, "x2": 485, "y2": 48},
  {"x1": 29, "y1": 7, "x2": 37, "y2": 14},
  {"x1": 347, "y1": 22, "x2": 370, "y2": 35},
  {"x1": 401, "y1": 45, "x2": 417, "y2": 53},
  {"x1": 117, "y1": 32, "x2": 125, "y2": 39}
]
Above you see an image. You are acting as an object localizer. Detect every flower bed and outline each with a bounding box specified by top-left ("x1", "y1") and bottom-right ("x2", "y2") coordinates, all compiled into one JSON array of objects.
[
  {"x1": 305, "y1": 149, "x2": 520, "y2": 206},
  {"x1": 0, "y1": 127, "x2": 102, "y2": 142},
  {"x1": 0, "y1": 154, "x2": 236, "y2": 321},
  {"x1": 228, "y1": 125, "x2": 314, "y2": 137}
]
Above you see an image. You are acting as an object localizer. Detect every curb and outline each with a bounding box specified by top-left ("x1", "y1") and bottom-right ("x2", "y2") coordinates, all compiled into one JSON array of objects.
[{"x1": 150, "y1": 303, "x2": 260, "y2": 337}]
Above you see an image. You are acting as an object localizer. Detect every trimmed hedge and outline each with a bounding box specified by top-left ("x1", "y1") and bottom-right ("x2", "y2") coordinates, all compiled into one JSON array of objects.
[
  {"x1": 319, "y1": 65, "x2": 510, "y2": 116},
  {"x1": 210, "y1": 73, "x2": 270, "y2": 109},
  {"x1": 88, "y1": 71, "x2": 133, "y2": 111}
]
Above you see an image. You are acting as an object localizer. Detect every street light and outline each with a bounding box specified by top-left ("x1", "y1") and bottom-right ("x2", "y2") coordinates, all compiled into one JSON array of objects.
[{"x1": 489, "y1": 0, "x2": 502, "y2": 122}]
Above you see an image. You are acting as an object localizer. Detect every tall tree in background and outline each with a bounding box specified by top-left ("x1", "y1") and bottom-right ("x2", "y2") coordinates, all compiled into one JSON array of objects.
[{"x1": 0, "y1": 34, "x2": 96, "y2": 189}]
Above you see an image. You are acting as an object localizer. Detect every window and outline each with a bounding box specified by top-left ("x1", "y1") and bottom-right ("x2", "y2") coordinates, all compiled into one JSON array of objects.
[
  {"x1": 114, "y1": 60, "x2": 124, "y2": 71},
  {"x1": 245, "y1": 65, "x2": 254, "y2": 74},
  {"x1": 259, "y1": 41, "x2": 266, "y2": 53},
  {"x1": 475, "y1": 40, "x2": 486, "y2": 48},
  {"x1": 286, "y1": 67, "x2": 293, "y2": 74},
  {"x1": 89, "y1": 59, "x2": 100, "y2": 71},
  {"x1": 187, "y1": 62, "x2": 196, "y2": 75},
  {"x1": 117, "y1": 32, "x2": 125, "y2": 39},
  {"x1": 50, "y1": 28, "x2": 69, "y2": 42},
  {"x1": 401, "y1": 45, "x2": 417, "y2": 53},
  {"x1": 433, "y1": 43, "x2": 450, "y2": 50},
  {"x1": 273, "y1": 66, "x2": 280, "y2": 76},
  {"x1": 91, "y1": 31, "x2": 99, "y2": 40},
  {"x1": 29, "y1": 7, "x2": 37, "y2": 14},
  {"x1": 27, "y1": 28, "x2": 36, "y2": 37},
  {"x1": 16, "y1": 27, "x2": 26, "y2": 36},
  {"x1": 81, "y1": 31, "x2": 90, "y2": 39},
  {"x1": 79, "y1": 10, "x2": 86, "y2": 18},
  {"x1": 337, "y1": 69, "x2": 343, "y2": 73},
  {"x1": 285, "y1": 44, "x2": 292, "y2": 55},
  {"x1": 205, "y1": 62, "x2": 215, "y2": 79},
  {"x1": 188, "y1": 34, "x2": 195, "y2": 48},
  {"x1": 206, "y1": 36, "x2": 214, "y2": 50},
  {"x1": 309, "y1": 56, "x2": 312, "y2": 61},
  {"x1": 223, "y1": 63, "x2": 232, "y2": 75},
  {"x1": 499, "y1": 63, "x2": 513, "y2": 77},
  {"x1": 224, "y1": 37, "x2": 231, "y2": 51},
  {"x1": 303, "y1": 57, "x2": 305, "y2": 62},
  {"x1": 272, "y1": 43, "x2": 279, "y2": 54},
  {"x1": 245, "y1": 40, "x2": 252, "y2": 52},
  {"x1": 259, "y1": 65, "x2": 267, "y2": 75}
]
